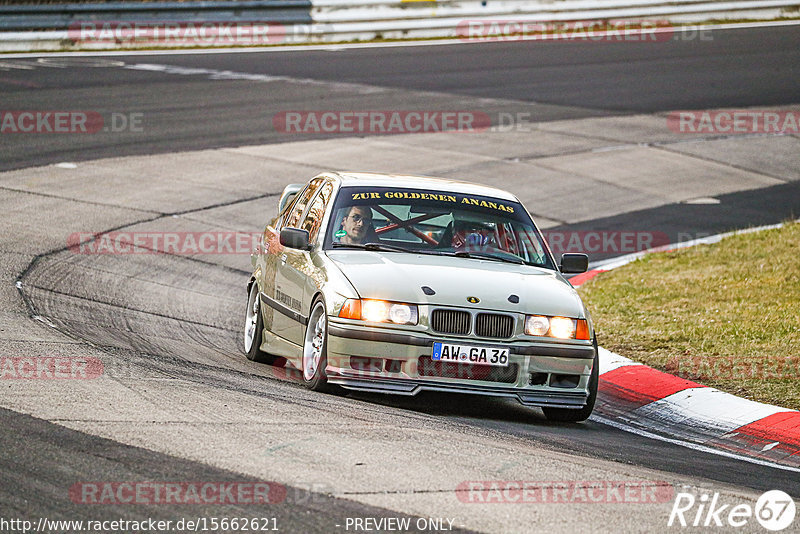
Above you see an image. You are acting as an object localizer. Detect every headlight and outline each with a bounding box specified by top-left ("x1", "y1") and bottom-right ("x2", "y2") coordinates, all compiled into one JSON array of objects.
[
  {"x1": 525, "y1": 315, "x2": 590, "y2": 340},
  {"x1": 388, "y1": 303, "x2": 414, "y2": 324},
  {"x1": 362, "y1": 300, "x2": 389, "y2": 322},
  {"x1": 525, "y1": 315, "x2": 549, "y2": 336},
  {"x1": 338, "y1": 299, "x2": 418, "y2": 325},
  {"x1": 549, "y1": 317, "x2": 576, "y2": 339}
]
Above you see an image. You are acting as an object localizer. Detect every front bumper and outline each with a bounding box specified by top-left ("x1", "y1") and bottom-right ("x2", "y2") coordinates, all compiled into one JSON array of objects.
[{"x1": 326, "y1": 320, "x2": 595, "y2": 409}]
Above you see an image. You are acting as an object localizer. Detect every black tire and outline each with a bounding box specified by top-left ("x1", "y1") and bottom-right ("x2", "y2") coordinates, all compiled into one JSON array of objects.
[
  {"x1": 244, "y1": 281, "x2": 275, "y2": 364},
  {"x1": 542, "y1": 338, "x2": 599, "y2": 423},
  {"x1": 302, "y1": 297, "x2": 342, "y2": 394}
]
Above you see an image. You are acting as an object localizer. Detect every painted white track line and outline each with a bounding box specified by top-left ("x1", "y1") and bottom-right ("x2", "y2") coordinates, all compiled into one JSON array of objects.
[
  {"x1": 593, "y1": 415, "x2": 800, "y2": 473},
  {"x1": 634, "y1": 388, "x2": 792, "y2": 434}
]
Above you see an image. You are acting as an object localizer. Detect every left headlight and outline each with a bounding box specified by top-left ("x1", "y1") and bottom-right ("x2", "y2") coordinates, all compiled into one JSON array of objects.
[
  {"x1": 525, "y1": 315, "x2": 590, "y2": 340},
  {"x1": 338, "y1": 299, "x2": 418, "y2": 325}
]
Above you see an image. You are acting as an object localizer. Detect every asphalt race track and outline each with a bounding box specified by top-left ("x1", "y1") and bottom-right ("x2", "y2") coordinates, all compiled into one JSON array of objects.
[
  {"x1": 1, "y1": 25, "x2": 799, "y2": 172},
  {"x1": 1, "y1": 24, "x2": 799, "y2": 533}
]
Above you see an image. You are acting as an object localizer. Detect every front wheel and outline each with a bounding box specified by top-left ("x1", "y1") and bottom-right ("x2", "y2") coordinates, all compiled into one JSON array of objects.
[
  {"x1": 302, "y1": 298, "x2": 340, "y2": 393},
  {"x1": 244, "y1": 281, "x2": 275, "y2": 364},
  {"x1": 542, "y1": 339, "x2": 599, "y2": 423}
]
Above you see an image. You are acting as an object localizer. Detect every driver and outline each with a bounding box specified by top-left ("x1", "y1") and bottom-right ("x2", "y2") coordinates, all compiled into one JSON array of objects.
[
  {"x1": 453, "y1": 220, "x2": 492, "y2": 250},
  {"x1": 337, "y1": 205, "x2": 374, "y2": 245}
]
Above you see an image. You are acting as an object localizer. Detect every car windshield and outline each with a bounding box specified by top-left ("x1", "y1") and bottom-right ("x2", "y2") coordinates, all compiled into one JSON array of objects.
[{"x1": 323, "y1": 186, "x2": 555, "y2": 269}]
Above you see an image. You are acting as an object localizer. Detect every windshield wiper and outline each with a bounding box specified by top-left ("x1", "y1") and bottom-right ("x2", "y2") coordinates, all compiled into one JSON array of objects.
[
  {"x1": 331, "y1": 242, "x2": 446, "y2": 256},
  {"x1": 332, "y1": 242, "x2": 409, "y2": 253},
  {"x1": 452, "y1": 251, "x2": 525, "y2": 265},
  {"x1": 332, "y1": 242, "x2": 416, "y2": 253}
]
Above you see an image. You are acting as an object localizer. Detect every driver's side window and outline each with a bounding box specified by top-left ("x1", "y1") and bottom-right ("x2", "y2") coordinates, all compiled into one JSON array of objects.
[
  {"x1": 300, "y1": 181, "x2": 334, "y2": 243},
  {"x1": 284, "y1": 179, "x2": 322, "y2": 229}
]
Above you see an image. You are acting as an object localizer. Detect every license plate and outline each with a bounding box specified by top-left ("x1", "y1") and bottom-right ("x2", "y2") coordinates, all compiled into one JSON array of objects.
[{"x1": 431, "y1": 342, "x2": 509, "y2": 367}]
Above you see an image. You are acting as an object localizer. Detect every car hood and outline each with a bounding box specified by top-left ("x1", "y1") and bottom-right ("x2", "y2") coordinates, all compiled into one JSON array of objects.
[{"x1": 326, "y1": 251, "x2": 585, "y2": 317}]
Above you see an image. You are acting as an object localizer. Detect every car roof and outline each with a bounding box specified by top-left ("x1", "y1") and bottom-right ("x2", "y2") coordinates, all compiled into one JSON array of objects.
[{"x1": 326, "y1": 172, "x2": 519, "y2": 202}]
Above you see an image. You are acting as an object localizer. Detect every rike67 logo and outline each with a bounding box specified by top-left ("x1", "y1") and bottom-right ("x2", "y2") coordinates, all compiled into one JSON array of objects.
[{"x1": 669, "y1": 490, "x2": 796, "y2": 531}]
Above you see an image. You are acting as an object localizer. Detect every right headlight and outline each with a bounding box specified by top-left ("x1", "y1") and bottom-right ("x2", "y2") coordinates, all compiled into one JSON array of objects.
[
  {"x1": 525, "y1": 315, "x2": 590, "y2": 340},
  {"x1": 338, "y1": 298, "x2": 419, "y2": 325}
]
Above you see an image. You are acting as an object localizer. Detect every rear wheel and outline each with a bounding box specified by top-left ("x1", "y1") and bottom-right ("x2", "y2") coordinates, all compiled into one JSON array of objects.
[
  {"x1": 542, "y1": 339, "x2": 599, "y2": 423},
  {"x1": 244, "y1": 281, "x2": 275, "y2": 364}
]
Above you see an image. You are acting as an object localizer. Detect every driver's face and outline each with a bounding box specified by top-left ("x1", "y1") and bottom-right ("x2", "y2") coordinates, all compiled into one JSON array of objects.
[{"x1": 341, "y1": 206, "x2": 372, "y2": 243}]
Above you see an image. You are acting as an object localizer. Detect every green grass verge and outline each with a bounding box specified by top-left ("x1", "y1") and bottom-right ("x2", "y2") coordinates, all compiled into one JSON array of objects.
[{"x1": 577, "y1": 221, "x2": 800, "y2": 411}]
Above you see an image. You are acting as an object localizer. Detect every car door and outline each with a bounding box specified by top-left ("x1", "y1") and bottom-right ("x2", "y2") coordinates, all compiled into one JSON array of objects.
[
  {"x1": 295, "y1": 179, "x2": 335, "y2": 314},
  {"x1": 272, "y1": 178, "x2": 324, "y2": 345},
  {"x1": 255, "y1": 191, "x2": 297, "y2": 338}
]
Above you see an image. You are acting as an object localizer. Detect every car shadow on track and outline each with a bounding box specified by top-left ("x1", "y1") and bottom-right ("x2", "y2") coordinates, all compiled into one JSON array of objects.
[{"x1": 263, "y1": 358, "x2": 595, "y2": 428}]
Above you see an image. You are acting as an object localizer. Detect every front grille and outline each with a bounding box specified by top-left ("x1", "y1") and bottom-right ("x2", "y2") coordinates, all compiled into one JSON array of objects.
[
  {"x1": 430, "y1": 309, "x2": 471, "y2": 335},
  {"x1": 475, "y1": 313, "x2": 514, "y2": 338},
  {"x1": 417, "y1": 357, "x2": 518, "y2": 384}
]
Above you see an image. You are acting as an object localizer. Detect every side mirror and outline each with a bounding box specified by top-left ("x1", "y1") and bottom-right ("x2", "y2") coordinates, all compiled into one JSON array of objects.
[
  {"x1": 280, "y1": 228, "x2": 311, "y2": 250},
  {"x1": 560, "y1": 253, "x2": 589, "y2": 274}
]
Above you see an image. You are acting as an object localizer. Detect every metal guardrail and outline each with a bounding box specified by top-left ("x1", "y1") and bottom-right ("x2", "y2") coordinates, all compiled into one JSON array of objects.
[
  {"x1": 0, "y1": 0, "x2": 797, "y2": 51},
  {"x1": 0, "y1": 0, "x2": 313, "y2": 31},
  {"x1": 313, "y1": 0, "x2": 800, "y2": 22}
]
